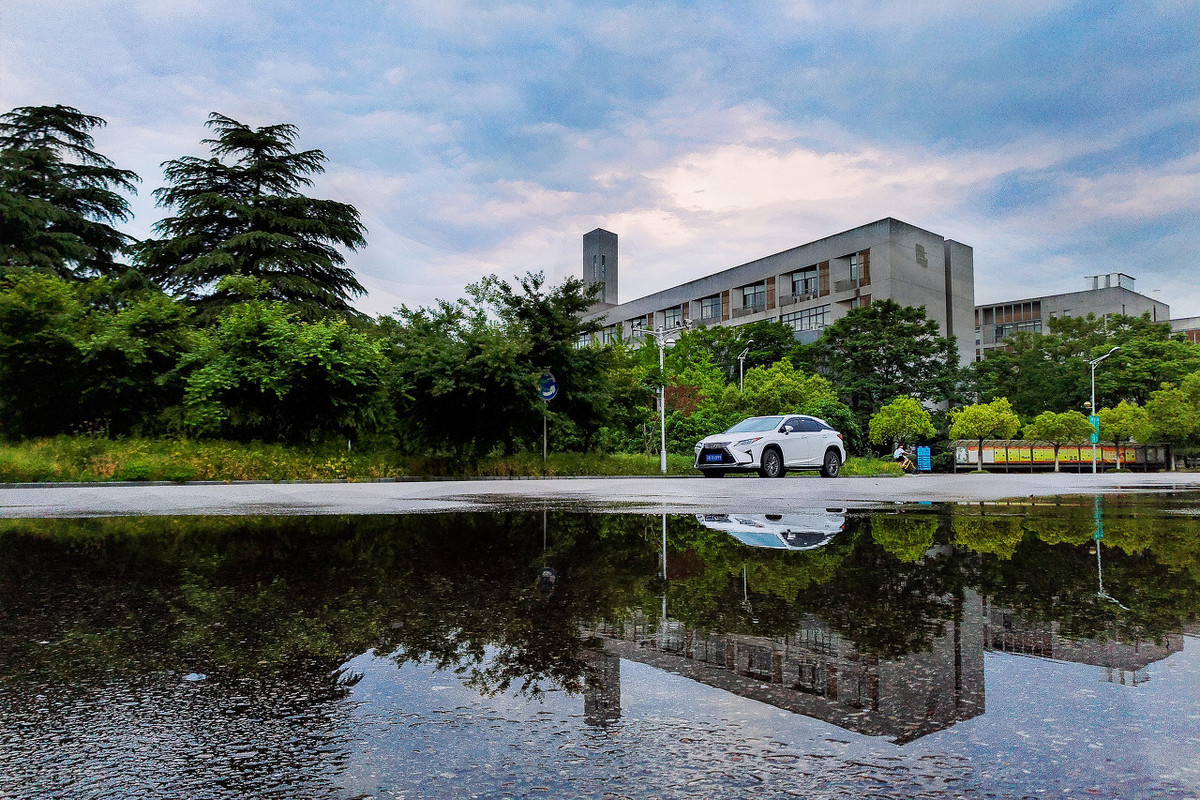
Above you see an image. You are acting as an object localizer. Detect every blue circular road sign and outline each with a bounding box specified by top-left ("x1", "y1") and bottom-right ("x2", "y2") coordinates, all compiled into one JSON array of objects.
[{"x1": 538, "y1": 371, "x2": 559, "y2": 402}]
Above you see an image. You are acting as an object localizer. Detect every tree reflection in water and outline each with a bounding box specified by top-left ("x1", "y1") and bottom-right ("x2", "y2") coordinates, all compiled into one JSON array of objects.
[{"x1": 1, "y1": 496, "x2": 1198, "y2": 705}]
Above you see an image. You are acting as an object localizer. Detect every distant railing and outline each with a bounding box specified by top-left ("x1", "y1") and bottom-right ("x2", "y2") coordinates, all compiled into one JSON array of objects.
[
  {"x1": 833, "y1": 278, "x2": 859, "y2": 293},
  {"x1": 778, "y1": 291, "x2": 819, "y2": 307},
  {"x1": 732, "y1": 303, "x2": 765, "y2": 319}
]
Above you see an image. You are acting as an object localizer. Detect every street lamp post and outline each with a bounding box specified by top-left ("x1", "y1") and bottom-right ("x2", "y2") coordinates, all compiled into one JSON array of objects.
[
  {"x1": 637, "y1": 322, "x2": 691, "y2": 474},
  {"x1": 1088, "y1": 346, "x2": 1119, "y2": 474},
  {"x1": 738, "y1": 339, "x2": 753, "y2": 392}
]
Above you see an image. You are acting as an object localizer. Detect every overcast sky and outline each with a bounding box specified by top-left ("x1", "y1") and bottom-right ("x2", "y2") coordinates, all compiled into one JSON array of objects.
[{"x1": 4, "y1": 0, "x2": 1198, "y2": 318}]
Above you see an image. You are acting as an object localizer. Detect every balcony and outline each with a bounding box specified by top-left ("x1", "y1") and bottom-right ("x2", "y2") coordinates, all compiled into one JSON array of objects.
[
  {"x1": 778, "y1": 291, "x2": 819, "y2": 307},
  {"x1": 833, "y1": 278, "x2": 860, "y2": 294},
  {"x1": 732, "y1": 302, "x2": 766, "y2": 319}
]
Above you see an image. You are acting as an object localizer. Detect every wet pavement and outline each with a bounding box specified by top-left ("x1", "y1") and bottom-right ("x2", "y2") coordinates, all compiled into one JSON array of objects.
[
  {"x1": 3, "y1": 472, "x2": 1200, "y2": 517},
  {"x1": 2, "y1": 498, "x2": 1199, "y2": 798}
]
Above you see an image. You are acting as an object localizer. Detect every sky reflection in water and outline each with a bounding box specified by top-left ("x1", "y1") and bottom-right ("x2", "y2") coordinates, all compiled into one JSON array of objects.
[{"x1": 1, "y1": 495, "x2": 1198, "y2": 798}]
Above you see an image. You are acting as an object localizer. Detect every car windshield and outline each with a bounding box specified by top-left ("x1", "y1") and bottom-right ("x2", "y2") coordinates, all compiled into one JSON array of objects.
[{"x1": 724, "y1": 416, "x2": 784, "y2": 434}]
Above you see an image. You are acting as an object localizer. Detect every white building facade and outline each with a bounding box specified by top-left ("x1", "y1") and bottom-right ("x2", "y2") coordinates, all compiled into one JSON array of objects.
[{"x1": 581, "y1": 218, "x2": 975, "y2": 367}]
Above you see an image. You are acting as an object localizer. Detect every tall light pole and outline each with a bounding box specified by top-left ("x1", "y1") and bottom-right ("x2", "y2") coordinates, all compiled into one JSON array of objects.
[
  {"x1": 637, "y1": 321, "x2": 690, "y2": 473},
  {"x1": 1089, "y1": 346, "x2": 1119, "y2": 474},
  {"x1": 738, "y1": 339, "x2": 753, "y2": 392}
]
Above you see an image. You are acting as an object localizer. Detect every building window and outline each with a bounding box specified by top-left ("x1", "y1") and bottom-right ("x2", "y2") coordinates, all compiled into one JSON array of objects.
[
  {"x1": 791, "y1": 267, "x2": 818, "y2": 296},
  {"x1": 742, "y1": 283, "x2": 765, "y2": 310},
  {"x1": 592, "y1": 255, "x2": 598, "y2": 280},
  {"x1": 600, "y1": 326, "x2": 615, "y2": 344},
  {"x1": 915, "y1": 244, "x2": 928, "y2": 268},
  {"x1": 994, "y1": 320, "x2": 1041, "y2": 341},
  {"x1": 849, "y1": 253, "x2": 860, "y2": 281},
  {"x1": 781, "y1": 304, "x2": 830, "y2": 331},
  {"x1": 795, "y1": 661, "x2": 826, "y2": 696},
  {"x1": 700, "y1": 295, "x2": 721, "y2": 321},
  {"x1": 663, "y1": 305, "x2": 683, "y2": 329}
]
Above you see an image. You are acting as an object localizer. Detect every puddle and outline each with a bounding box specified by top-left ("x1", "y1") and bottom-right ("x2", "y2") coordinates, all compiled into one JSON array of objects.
[{"x1": 2, "y1": 495, "x2": 1199, "y2": 798}]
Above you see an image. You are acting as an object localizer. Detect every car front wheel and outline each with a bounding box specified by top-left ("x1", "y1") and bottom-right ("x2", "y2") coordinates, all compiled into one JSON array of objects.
[
  {"x1": 759, "y1": 448, "x2": 786, "y2": 478},
  {"x1": 820, "y1": 449, "x2": 842, "y2": 478}
]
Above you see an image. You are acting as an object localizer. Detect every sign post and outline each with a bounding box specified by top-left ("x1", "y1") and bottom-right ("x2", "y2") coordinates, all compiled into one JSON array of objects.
[{"x1": 538, "y1": 371, "x2": 559, "y2": 462}]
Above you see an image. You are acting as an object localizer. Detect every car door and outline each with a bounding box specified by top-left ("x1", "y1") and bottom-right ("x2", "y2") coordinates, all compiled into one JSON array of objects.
[
  {"x1": 778, "y1": 416, "x2": 808, "y2": 465},
  {"x1": 790, "y1": 417, "x2": 824, "y2": 465}
]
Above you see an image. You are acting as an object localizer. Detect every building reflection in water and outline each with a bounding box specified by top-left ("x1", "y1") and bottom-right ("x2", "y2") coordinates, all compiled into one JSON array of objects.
[
  {"x1": 581, "y1": 650, "x2": 622, "y2": 726},
  {"x1": 985, "y1": 497, "x2": 1182, "y2": 686},
  {"x1": 982, "y1": 603, "x2": 1183, "y2": 686},
  {"x1": 581, "y1": 506, "x2": 1188, "y2": 741},
  {"x1": 586, "y1": 589, "x2": 986, "y2": 744}
]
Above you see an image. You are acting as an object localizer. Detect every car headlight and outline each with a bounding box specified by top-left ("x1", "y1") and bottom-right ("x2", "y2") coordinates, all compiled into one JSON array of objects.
[
  {"x1": 694, "y1": 442, "x2": 703, "y2": 453},
  {"x1": 735, "y1": 437, "x2": 762, "y2": 448}
]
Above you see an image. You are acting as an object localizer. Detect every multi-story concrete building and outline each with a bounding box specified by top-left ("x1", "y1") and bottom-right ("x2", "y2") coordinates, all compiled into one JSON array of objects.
[
  {"x1": 581, "y1": 218, "x2": 976, "y2": 367},
  {"x1": 974, "y1": 273, "x2": 1170, "y2": 361}
]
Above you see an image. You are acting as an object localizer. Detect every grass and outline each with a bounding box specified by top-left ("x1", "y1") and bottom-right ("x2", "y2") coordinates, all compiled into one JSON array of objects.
[
  {"x1": 0, "y1": 437, "x2": 401, "y2": 483},
  {"x1": 0, "y1": 437, "x2": 915, "y2": 482},
  {"x1": 842, "y1": 457, "x2": 905, "y2": 477},
  {"x1": 0, "y1": 437, "x2": 700, "y2": 483}
]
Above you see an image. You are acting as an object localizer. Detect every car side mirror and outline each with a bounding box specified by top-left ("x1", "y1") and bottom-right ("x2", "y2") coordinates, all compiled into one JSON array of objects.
[{"x1": 782, "y1": 425, "x2": 793, "y2": 434}]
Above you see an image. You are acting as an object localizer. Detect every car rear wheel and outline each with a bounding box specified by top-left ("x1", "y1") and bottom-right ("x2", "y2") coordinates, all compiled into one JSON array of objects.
[
  {"x1": 759, "y1": 448, "x2": 786, "y2": 478},
  {"x1": 820, "y1": 449, "x2": 842, "y2": 478}
]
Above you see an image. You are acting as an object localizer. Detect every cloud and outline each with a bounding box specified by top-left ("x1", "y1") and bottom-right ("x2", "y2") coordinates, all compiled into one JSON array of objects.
[{"x1": 1, "y1": 0, "x2": 1198, "y2": 318}]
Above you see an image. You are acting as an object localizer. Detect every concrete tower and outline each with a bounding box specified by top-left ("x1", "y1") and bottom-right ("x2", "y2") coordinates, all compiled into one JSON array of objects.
[{"x1": 583, "y1": 228, "x2": 618, "y2": 307}]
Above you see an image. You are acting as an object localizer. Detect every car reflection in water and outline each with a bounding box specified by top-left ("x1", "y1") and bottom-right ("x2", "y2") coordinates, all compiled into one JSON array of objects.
[{"x1": 695, "y1": 509, "x2": 846, "y2": 551}]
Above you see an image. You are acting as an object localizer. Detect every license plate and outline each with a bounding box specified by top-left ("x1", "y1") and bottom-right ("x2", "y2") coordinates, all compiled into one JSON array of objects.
[{"x1": 705, "y1": 454, "x2": 723, "y2": 463}]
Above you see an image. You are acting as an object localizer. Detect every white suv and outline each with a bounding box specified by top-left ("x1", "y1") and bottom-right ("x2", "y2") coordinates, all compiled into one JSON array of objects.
[{"x1": 694, "y1": 414, "x2": 846, "y2": 478}]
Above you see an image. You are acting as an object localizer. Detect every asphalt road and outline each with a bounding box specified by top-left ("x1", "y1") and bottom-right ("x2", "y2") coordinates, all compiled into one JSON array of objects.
[{"x1": 3, "y1": 472, "x2": 1200, "y2": 518}]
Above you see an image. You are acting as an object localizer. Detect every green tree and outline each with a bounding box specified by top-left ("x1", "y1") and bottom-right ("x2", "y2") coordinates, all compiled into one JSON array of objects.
[
  {"x1": 182, "y1": 279, "x2": 388, "y2": 442},
  {"x1": 667, "y1": 320, "x2": 799, "y2": 384},
  {"x1": 135, "y1": 113, "x2": 366, "y2": 318},
  {"x1": 77, "y1": 288, "x2": 197, "y2": 435},
  {"x1": 871, "y1": 517, "x2": 938, "y2": 563},
  {"x1": 1092, "y1": 316, "x2": 1200, "y2": 406},
  {"x1": 1145, "y1": 372, "x2": 1200, "y2": 467},
  {"x1": 715, "y1": 357, "x2": 838, "y2": 417},
  {"x1": 382, "y1": 299, "x2": 532, "y2": 460},
  {"x1": 1096, "y1": 400, "x2": 1152, "y2": 469},
  {"x1": 814, "y1": 299, "x2": 960, "y2": 424},
  {"x1": 868, "y1": 396, "x2": 936, "y2": 450},
  {"x1": 471, "y1": 272, "x2": 613, "y2": 451},
  {"x1": 948, "y1": 397, "x2": 1021, "y2": 471},
  {"x1": 0, "y1": 105, "x2": 138, "y2": 278},
  {"x1": 1022, "y1": 410, "x2": 1093, "y2": 472},
  {"x1": 969, "y1": 330, "x2": 1089, "y2": 417},
  {"x1": 969, "y1": 314, "x2": 1200, "y2": 418},
  {"x1": 0, "y1": 270, "x2": 86, "y2": 436}
]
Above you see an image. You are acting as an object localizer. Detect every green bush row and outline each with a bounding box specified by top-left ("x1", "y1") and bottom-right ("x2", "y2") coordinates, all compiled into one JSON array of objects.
[{"x1": 0, "y1": 438, "x2": 911, "y2": 483}]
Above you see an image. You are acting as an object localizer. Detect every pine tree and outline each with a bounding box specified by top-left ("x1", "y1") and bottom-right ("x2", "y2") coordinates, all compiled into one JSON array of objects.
[
  {"x1": 135, "y1": 113, "x2": 367, "y2": 318},
  {"x1": 0, "y1": 105, "x2": 139, "y2": 278}
]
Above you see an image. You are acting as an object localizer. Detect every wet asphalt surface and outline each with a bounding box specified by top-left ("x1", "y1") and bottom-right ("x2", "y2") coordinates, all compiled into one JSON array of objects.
[{"x1": 3, "y1": 472, "x2": 1200, "y2": 518}]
